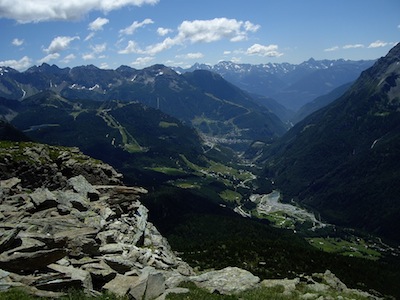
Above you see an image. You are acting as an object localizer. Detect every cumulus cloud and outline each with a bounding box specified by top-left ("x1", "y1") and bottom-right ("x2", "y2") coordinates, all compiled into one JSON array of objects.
[
  {"x1": 0, "y1": 0, "x2": 159, "y2": 23},
  {"x1": 343, "y1": 44, "x2": 364, "y2": 49},
  {"x1": 119, "y1": 17, "x2": 260, "y2": 56},
  {"x1": 118, "y1": 40, "x2": 140, "y2": 54},
  {"x1": 368, "y1": 40, "x2": 388, "y2": 48},
  {"x1": 177, "y1": 18, "x2": 259, "y2": 43},
  {"x1": 89, "y1": 17, "x2": 109, "y2": 31},
  {"x1": 0, "y1": 56, "x2": 32, "y2": 71},
  {"x1": 246, "y1": 44, "x2": 283, "y2": 57},
  {"x1": 38, "y1": 53, "x2": 60, "y2": 64},
  {"x1": 119, "y1": 18, "x2": 154, "y2": 35},
  {"x1": 157, "y1": 27, "x2": 172, "y2": 36},
  {"x1": 12, "y1": 38, "x2": 24, "y2": 46},
  {"x1": 324, "y1": 46, "x2": 340, "y2": 52},
  {"x1": 44, "y1": 36, "x2": 80, "y2": 53}
]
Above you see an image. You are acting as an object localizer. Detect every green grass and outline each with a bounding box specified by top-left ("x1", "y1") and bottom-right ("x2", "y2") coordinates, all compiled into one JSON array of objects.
[
  {"x1": 307, "y1": 237, "x2": 381, "y2": 260},
  {"x1": 219, "y1": 189, "x2": 242, "y2": 203},
  {"x1": 166, "y1": 281, "x2": 373, "y2": 300},
  {"x1": 148, "y1": 167, "x2": 188, "y2": 176},
  {"x1": 159, "y1": 121, "x2": 178, "y2": 128}
]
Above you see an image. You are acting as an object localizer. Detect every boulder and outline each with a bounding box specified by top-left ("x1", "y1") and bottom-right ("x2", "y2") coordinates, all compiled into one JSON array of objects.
[
  {"x1": 190, "y1": 267, "x2": 260, "y2": 295},
  {"x1": 103, "y1": 274, "x2": 143, "y2": 298},
  {"x1": 144, "y1": 271, "x2": 166, "y2": 300}
]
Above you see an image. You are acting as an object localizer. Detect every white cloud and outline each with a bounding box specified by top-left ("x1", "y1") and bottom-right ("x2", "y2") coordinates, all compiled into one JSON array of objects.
[
  {"x1": 177, "y1": 52, "x2": 204, "y2": 60},
  {"x1": 119, "y1": 18, "x2": 154, "y2": 35},
  {"x1": 85, "y1": 32, "x2": 96, "y2": 41},
  {"x1": 44, "y1": 36, "x2": 80, "y2": 53},
  {"x1": 12, "y1": 38, "x2": 24, "y2": 46},
  {"x1": 157, "y1": 27, "x2": 172, "y2": 36},
  {"x1": 118, "y1": 40, "x2": 140, "y2": 54},
  {"x1": 230, "y1": 57, "x2": 241, "y2": 63},
  {"x1": 324, "y1": 46, "x2": 340, "y2": 52},
  {"x1": 82, "y1": 43, "x2": 107, "y2": 60},
  {"x1": 61, "y1": 54, "x2": 76, "y2": 63},
  {"x1": 246, "y1": 44, "x2": 283, "y2": 57},
  {"x1": 120, "y1": 18, "x2": 260, "y2": 57},
  {"x1": 0, "y1": 56, "x2": 32, "y2": 71},
  {"x1": 82, "y1": 53, "x2": 95, "y2": 60},
  {"x1": 244, "y1": 21, "x2": 260, "y2": 32},
  {"x1": 177, "y1": 18, "x2": 259, "y2": 43},
  {"x1": 343, "y1": 44, "x2": 364, "y2": 49},
  {"x1": 88, "y1": 17, "x2": 109, "y2": 31},
  {"x1": 91, "y1": 43, "x2": 107, "y2": 53},
  {"x1": 368, "y1": 40, "x2": 388, "y2": 48},
  {"x1": 0, "y1": 0, "x2": 159, "y2": 23},
  {"x1": 223, "y1": 50, "x2": 231, "y2": 55},
  {"x1": 131, "y1": 56, "x2": 154, "y2": 67},
  {"x1": 38, "y1": 53, "x2": 60, "y2": 64}
]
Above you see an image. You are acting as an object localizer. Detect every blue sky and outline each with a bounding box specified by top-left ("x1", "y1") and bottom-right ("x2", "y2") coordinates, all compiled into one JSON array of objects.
[{"x1": 0, "y1": 0, "x2": 399, "y2": 71}]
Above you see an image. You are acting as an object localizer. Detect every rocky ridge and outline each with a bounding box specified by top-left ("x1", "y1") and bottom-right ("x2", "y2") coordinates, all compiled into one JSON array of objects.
[{"x1": 0, "y1": 142, "x2": 382, "y2": 299}]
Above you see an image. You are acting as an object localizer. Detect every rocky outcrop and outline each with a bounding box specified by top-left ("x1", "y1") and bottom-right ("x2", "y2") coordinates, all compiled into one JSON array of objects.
[
  {"x1": 0, "y1": 142, "x2": 122, "y2": 190},
  {"x1": 0, "y1": 142, "x2": 194, "y2": 298}
]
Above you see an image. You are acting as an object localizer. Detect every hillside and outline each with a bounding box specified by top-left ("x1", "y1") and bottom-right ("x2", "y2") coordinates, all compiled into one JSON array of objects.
[
  {"x1": 261, "y1": 43, "x2": 400, "y2": 243},
  {"x1": 1, "y1": 91, "x2": 207, "y2": 185}
]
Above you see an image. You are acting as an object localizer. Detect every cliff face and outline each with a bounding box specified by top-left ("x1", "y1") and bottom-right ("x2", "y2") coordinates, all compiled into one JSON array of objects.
[{"x1": 0, "y1": 142, "x2": 193, "y2": 298}]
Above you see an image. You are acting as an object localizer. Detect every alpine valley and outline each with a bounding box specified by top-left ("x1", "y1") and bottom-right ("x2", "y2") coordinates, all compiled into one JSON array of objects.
[{"x1": 1, "y1": 45, "x2": 400, "y2": 299}]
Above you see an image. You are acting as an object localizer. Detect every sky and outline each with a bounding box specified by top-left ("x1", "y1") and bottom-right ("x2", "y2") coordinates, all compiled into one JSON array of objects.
[{"x1": 0, "y1": 0, "x2": 399, "y2": 71}]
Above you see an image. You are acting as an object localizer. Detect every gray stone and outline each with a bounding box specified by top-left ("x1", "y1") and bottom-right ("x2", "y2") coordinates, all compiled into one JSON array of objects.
[
  {"x1": 29, "y1": 188, "x2": 58, "y2": 210},
  {"x1": 68, "y1": 175, "x2": 99, "y2": 201},
  {"x1": 190, "y1": 267, "x2": 260, "y2": 295},
  {"x1": 129, "y1": 276, "x2": 147, "y2": 300},
  {"x1": 0, "y1": 177, "x2": 21, "y2": 189},
  {"x1": 261, "y1": 278, "x2": 300, "y2": 295},
  {"x1": 143, "y1": 269, "x2": 166, "y2": 300},
  {"x1": 103, "y1": 255, "x2": 136, "y2": 274},
  {"x1": 48, "y1": 263, "x2": 93, "y2": 290},
  {"x1": 103, "y1": 274, "x2": 142, "y2": 298},
  {"x1": 99, "y1": 243, "x2": 124, "y2": 254},
  {"x1": 321, "y1": 270, "x2": 347, "y2": 291}
]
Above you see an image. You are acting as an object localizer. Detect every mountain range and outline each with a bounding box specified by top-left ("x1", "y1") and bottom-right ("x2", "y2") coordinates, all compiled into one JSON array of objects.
[
  {"x1": 0, "y1": 64, "x2": 286, "y2": 149},
  {"x1": 260, "y1": 43, "x2": 400, "y2": 243},
  {"x1": 174, "y1": 59, "x2": 375, "y2": 112}
]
